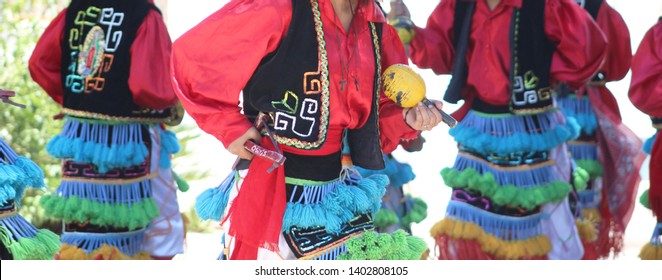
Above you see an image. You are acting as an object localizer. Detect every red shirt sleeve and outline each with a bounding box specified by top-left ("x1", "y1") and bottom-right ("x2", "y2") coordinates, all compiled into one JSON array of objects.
[
  {"x1": 379, "y1": 22, "x2": 418, "y2": 154},
  {"x1": 408, "y1": 0, "x2": 455, "y2": 75},
  {"x1": 545, "y1": 0, "x2": 607, "y2": 90},
  {"x1": 129, "y1": 9, "x2": 178, "y2": 110},
  {"x1": 629, "y1": 21, "x2": 662, "y2": 118},
  {"x1": 29, "y1": 9, "x2": 66, "y2": 105},
  {"x1": 596, "y1": 2, "x2": 631, "y2": 82},
  {"x1": 170, "y1": 0, "x2": 291, "y2": 148}
]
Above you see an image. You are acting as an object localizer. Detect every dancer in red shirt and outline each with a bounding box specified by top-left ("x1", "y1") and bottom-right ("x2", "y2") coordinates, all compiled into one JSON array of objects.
[
  {"x1": 557, "y1": 0, "x2": 644, "y2": 260},
  {"x1": 391, "y1": 0, "x2": 606, "y2": 259},
  {"x1": 172, "y1": 0, "x2": 445, "y2": 260},
  {"x1": 629, "y1": 18, "x2": 662, "y2": 260},
  {"x1": 29, "y1": 0, "x2": 185, "y2": 260}
]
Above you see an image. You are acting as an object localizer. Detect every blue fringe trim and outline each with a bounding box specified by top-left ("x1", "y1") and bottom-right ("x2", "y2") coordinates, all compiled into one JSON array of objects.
[
  {"x1": 158, "y1": 127, "x2": 180, "y2": 169},
  {"x1": 450, "y1": 109, "x2": 580, "y2": 154},
  {"x1": 644, "y1": 132, "x2": 658, "y2": 155},
  {"x1": 568, "y1": 142, "x2": 598, "y2": 160},
  {"x1": 1, "y1": 139, "x2": 45, "y2": 203},
  {"x1": 55, "y1": 179, "x2": 152, "y2": 205},
  {"x1": 281, "y1": 175, "x2": 388, "y2": 233},
  {"x1": 651, "y1": 223, "x2": 662, "y2": 246},
  {"x1": 0, "y1": 164, "x2": 22, "y2": 204},
  {"x1": 557, "y1": 95, "x2": 598, "y2": 135},
  {"x1": 452, "y1": 153, "x2": 563, "y2": 188},
  {"x1": 445, "y1": 200, "x2": 544, "y2": 240},
  {"x1": 195, "y1": 171, "x2": 236, "y2": 221},
  {"x1": 313, "y1": 244, "x2": 347, "y2": 260},
  {"x1": 0, "y1": 214, "x2": 40, "y2": 241},
  {"x1": 61, "y1": 229, "x2": 146, "y2": 256},
  {"x1": 46, "y1": 118, "x2": 149, "y2": 173}
]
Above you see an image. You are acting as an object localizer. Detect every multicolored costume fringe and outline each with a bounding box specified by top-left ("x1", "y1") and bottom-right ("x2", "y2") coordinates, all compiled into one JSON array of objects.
[
  {"x1": 639, "y1": 132, "x2": 662, "y2": 260},
  {"x1": 431, "y1": 107, "x2": 582, "y2": 260},
  {"x1": 558, "y1": 90, "x2": 645, "y2": 259},
  {"x1": 355, "y1": 154, "x2": 426, "y2": 234},
  {"x1": 0, "y1": 138, "x2": 60, "y2": 260},
  {"x1": 40, "y1": 116, "x2": 179, "y2": 260},
  {"x1": 197, "y1": 153, "x2": 427, "y2": 260}
]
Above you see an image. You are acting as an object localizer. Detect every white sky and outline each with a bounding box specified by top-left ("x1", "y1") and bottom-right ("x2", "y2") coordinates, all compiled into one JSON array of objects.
[{"x1": 163, "y1": 0, "x2": 660, "y2": 259}]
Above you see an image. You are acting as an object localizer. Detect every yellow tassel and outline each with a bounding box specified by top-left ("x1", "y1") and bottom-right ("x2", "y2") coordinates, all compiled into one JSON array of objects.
[
  {"x1": 56, "y1": 244, "x2": 152, "y2": 260},
  {"x1": 582, "y1": 208, "x2": 602, "y2": 223},
  {"x1": 575, "y1": 218, "x2": 598, "y2": 242},
  {"x1": 639, "y1": 243, "x2": 662, "y2": 260},
  {"x1": 58, "y1": 244, "x2": 89, "y2": 260},
  {"x1": 430, "y1": 218, "x2": 551, "y2": 260}
]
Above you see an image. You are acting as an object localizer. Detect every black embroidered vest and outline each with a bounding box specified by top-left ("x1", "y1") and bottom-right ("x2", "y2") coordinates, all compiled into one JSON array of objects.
[
  {"x1": 243, "y1": 0, "x2": 385, "y2": 169},
  {"x1": 449, "y1": 0, "x2": 557, "y2": 114},
  {"x1": 61, "y1": 0, "x2": 171, "y2": 122}
]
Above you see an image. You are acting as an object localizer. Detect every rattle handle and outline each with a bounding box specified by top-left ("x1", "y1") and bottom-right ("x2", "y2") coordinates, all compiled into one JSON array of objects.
[{"x1": 422, "y1": 98, "x2": 458, "y2": 128}]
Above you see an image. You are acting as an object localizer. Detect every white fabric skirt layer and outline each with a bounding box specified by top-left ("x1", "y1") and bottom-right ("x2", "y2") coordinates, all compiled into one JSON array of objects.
[{"x1": 143, "y1": 127, "x2": 185, "y2": 257}]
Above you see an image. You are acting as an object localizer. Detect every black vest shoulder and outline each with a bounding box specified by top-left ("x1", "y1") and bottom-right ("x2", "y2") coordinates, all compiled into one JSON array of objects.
[
  {"x1": 575, "y1": 0, "x2": 603, "y2": 20},
  {"x1": 451, "y1": 0, "x2": 556, "y2": 114},
  {"x1": 61, "y1": 0, "x2": 170, "y2": 122}
]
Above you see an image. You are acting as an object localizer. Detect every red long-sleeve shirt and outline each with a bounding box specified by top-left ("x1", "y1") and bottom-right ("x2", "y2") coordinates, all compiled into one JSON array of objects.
[
  {"x1": 171, "y1": 0, "x2": 416, "y2": 155},
  {"x1": 593, "y1": 1, "x2": 631, "y2": 83},
  {"x1": 29, "y1": 7, "x2": 177, "y2": 110},
  {"x1": 409, "y1": 0, "x2": 607, "y2": 110},
  {"x1": 629, "y1": 20, "x2": 662, "y2": 118}
]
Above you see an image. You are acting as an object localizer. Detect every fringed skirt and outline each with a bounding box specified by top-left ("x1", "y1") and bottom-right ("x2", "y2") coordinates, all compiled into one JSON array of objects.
[
  {"x1": 214, "y1": 152, "x2": 427, "y2": 260},
  {"x1": 356, "y1": 154, "x2": 426, "y2": 234},
  {"x1": 0, "y1": 138, "x2": 60, "y2": 260},
  {"x1": 432, "y1": 106, "x2": 583, "y2": 260},
  {"x1": 40, "y1": 116, "x2": 178, "y2": 259}
]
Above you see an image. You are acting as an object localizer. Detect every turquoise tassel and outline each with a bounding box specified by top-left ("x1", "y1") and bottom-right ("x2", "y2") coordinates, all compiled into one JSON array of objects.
[{"x1": 195, "y1": 171, "x2": 235, "y2": 221}]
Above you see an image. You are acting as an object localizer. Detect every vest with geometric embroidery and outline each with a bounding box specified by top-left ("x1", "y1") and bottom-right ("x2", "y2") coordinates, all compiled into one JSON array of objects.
[
  {"x1": 243, "y1": 0, "x2": 386, "y2": 170},
  {"x1": 452, "y1": 0, "x2": 557, "y2": 114},
  {"x1": 60, "y1": 0, "x2": 170, "y2": 121}
]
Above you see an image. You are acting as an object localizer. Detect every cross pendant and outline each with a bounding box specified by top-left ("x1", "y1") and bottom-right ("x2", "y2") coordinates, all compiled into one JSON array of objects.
[{"x1": 339, "y1": 79, "x2": 347, "y2": 92}]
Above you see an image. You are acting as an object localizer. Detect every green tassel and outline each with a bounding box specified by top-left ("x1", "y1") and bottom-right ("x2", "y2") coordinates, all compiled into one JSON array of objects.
[
  {"x1": 401, "y1": 197, "x2": 428, "y2": 225},
  {"x1": 40, "y1": 194, "x2": 159, "y2": 230},
  {"x1": 3, "y1": 229, "x2": 60, "y2": 260},
  {"x1": 572, "y1": 166, "x2": 590, "y2": 191},
  {"x1": 575, "y1": 160, "x2": 603, "y2": 180},
  {"x1": 336, "y1": 229, "x2": 427, "y2": 260},
  {"x1": 441, "y1": 167, "x2": 572, "y2": 210},
  {"x1": 373, "y1": 209, "x2": 398, "y2": 229},
  {"x1": 640, "y1": 189, "x2": 651, "y2": 209},
  {"x1": 173, "y1": 172, "x2": 190, "y2": 192}
]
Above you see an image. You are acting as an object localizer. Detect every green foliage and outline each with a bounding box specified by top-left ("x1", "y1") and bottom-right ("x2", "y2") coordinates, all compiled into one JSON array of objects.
[
  {"x1": 168, "y1": 121, "x2": 211, "y2": 182},
  {"x1": 2, "y1": 0, "x2": 68, "y2": 228},
  {"x1": 183, "y1": 204, "x2": 216, "y2": 234}
]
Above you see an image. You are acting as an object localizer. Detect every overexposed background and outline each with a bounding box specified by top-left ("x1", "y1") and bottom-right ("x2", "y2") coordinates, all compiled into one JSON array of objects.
[{"x1": 159, "y1": 0, "x2": 661, "y2": 260}]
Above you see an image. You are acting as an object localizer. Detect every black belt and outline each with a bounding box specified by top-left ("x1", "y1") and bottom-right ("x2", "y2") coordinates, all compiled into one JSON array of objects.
[{"x1": 470, "y1": 98, "x2": 511, "y2": 114}]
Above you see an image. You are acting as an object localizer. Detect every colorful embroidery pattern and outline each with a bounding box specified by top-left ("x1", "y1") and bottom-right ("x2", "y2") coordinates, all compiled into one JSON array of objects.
[
  {"x1": 66, "y1": 7, "x2": 124, "y2": 94},
  {"x1": 272, "y1": 0, "x2": 330, "y2": 150}
]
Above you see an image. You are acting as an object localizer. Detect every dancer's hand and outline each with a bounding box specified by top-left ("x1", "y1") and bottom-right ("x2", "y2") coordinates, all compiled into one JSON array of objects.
[
  {"x1": 388, "y1": 0, "x2": 411, "y2": 21},
  {"x1": 228, "y1": 127, "x2": 262, "y2": 160},
  {"x1": 403, "y1": 100, "x2": 444, "y2": 131}
]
